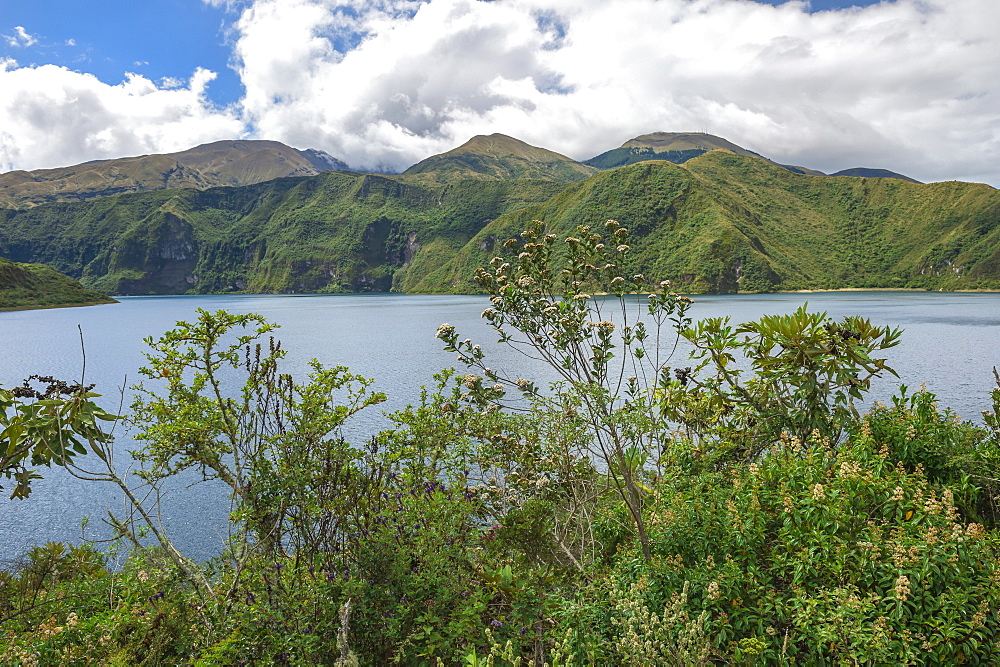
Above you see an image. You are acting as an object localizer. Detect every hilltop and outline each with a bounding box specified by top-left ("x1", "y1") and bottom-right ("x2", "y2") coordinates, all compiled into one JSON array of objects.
[
  {"x1": 0, "y1": 140, "x2": 349, "y2": 209},
  {"x1": 0, "y1": 257, "x2": 116, "y2": 310},
  {"x1": 586, "y1": 131, "x2": 768, "y2": 167},
  {"x1": 585, "y1": 131, "x2": 903, "y2": 180},
  {"x1": 402, "y1": 133, "x2": 597, "y2": 184},
  {"x1": 830, "y1": 167, "x2": 921, "y2": 183}
]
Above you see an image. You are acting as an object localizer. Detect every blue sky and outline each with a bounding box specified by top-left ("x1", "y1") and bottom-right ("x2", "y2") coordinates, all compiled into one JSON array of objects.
[
  {"x1": 1, "y1": 1, "x2": 243, "y2": 104},
  {"x1": 1, "y1": 0, "x2": 997, "y2": 186}
]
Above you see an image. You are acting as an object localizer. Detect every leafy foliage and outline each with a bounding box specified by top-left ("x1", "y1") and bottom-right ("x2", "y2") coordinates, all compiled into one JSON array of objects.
[
  {"x1": 0, "y1": 376, "x2": 117, "y2": 499},
  {"x1": 661, "y1": 304, "x2": 901, "y2": 460},
  {"x1": 3, "y1": 221, "x2": 1000, "y2": 664}
]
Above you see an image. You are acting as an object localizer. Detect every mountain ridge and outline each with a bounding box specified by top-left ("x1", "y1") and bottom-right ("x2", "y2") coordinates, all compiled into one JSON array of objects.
[
  {"x1": 0, "y1": 148, "x2": 995, "y2": 297},
  {"x1": 0, "y1": 140, "x2": 351, "y2": 209},
  {"x1": 402, "y1": 133, "x2": 598, "y2": 184},
  {"x1": 584, "y1": 131, "x2": 912, "y2": 182},
  {"x1": 0, "y1": 131, "x2": 929, "y2": 211}
]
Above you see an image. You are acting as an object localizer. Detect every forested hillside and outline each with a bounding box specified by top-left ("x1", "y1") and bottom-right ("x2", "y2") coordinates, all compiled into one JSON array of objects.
[
  {"x1": 415, "y1": 152, "x2": 1000, "y2": 293},
  {"x1": 0, "y1": 141, "x2": 997, "y2": 295}
]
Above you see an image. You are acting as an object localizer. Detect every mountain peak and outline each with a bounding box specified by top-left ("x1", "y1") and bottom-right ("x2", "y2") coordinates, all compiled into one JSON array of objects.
[
  {"x1": 447, "y1": 134, "x2": 567, "y2": 161},
  {"x1": 622, "y1": 132, "x2": 763, "y2": 157},
  {"x1": 402, "y1": 134, "x2": 596, "y2": 183},
  {"x1": 585, "y1": 131, "x2": 769, "y2": 170},
  {"x1": 830, "y1": 167, "x2": 921, "y2": 183},
  {"x1": 0, "y1": 140, "x2": 352, "y2": 208}
]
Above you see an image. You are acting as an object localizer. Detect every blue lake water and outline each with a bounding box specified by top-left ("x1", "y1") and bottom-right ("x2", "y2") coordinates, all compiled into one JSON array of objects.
[{"x1": 1, "y1": 291, "x2": 998, "y2": 564}]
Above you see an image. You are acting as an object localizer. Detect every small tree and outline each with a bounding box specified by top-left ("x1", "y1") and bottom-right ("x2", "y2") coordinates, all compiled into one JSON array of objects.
[
  {"x1": 125, "y1": 309, "x2": 386, "y2": 556},
  {"x1": 54, "y1": 309, "x2": 388, "y2": 626},
  {"x1": 437, "y1": 219, "x2": 692, "y2": 563}
]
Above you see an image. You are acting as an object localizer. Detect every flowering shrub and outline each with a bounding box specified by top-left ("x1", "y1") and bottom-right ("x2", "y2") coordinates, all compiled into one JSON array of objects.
[
  {"x1": 591, "y1": 411, "x2": 1000, "y2": 663},
  {"x1": 3, "y1": 222, "x2": 1000, "y2": 664}
]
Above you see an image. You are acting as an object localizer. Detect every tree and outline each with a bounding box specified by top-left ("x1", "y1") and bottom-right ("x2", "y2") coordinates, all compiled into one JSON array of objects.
[
  {"x1": 0, "y1": 376, "x2": 116, "y2": 500},
  {"x1": 437, "y1": 219, "x2": 693, "y2": 563}
]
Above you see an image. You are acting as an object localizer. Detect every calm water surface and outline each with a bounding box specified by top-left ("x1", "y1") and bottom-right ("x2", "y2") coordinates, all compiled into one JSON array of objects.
[{"x1": 1, "y1": 291, "x2": 998, "y2": 563}]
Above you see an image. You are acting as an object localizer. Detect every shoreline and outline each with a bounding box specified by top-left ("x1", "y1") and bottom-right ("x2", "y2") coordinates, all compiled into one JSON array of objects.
[
  {"x1": 774, "y1": 287, "x2": 1000, "y2": 294},
  {"x1": 0, "y1": 298, "x2": 118, "y2": 313}
]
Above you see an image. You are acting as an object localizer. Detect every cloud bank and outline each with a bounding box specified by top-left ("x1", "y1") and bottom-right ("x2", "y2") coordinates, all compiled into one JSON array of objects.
[
  {"x1": 0, "y1": 61, "x2": 242, "y2": 172},
  {"x1": 2, "y1": 0, "x2": 999, "y2": 186}
]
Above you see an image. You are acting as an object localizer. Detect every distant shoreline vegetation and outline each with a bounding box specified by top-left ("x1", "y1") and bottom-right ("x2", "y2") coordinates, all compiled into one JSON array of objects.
[
  {"x1": 0, "y1": 300, "x2": 117, "y2": 313},
  {"x1": 0, "y1": 258, "x2": 117, "y2": 311}
]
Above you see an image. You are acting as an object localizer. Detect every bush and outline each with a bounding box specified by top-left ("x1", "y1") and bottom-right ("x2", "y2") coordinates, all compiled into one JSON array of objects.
[{"x1": 4, "y1": 220, "x2": 1000, "y2": 664}]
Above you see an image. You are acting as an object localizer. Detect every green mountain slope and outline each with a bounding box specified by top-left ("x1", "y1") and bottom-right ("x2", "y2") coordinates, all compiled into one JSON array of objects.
[
  {"x1": 0, "y1": 171, "x2": 569, "y2": 294},
  {"x1": 416, "y1": 151, "x2": 1000, "y2": 293},
  {"x1": 0, "y1": 140, "x2": 349, "y2": 209},
  {"x1": 403, "y1": 134, "x2": 597, "y2": 184},
  {"x1": 585, "y1": 131, "x2": 917, "y2": 181},
  {"x1": 0, "y1": 257, "x2": 117, "y2": 310},
  {"x1": 0, "y1": 146, "x2": 996, "y2": 296}
]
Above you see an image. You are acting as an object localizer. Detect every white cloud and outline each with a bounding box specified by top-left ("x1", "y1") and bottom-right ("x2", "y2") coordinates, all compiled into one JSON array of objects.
[
  {"x1": 0, "y1": 62, "x2": 243, "y2": 172},
  {"x1": 5, "y1": 26, "x2": 38, "y2": 48},
  {"x1": 1, "y1": 0, "x2": 999, "y2": 186},
  {"x1": 228, "y1": 0, "x2": 1000, "y2": 184},
  {"x1": 66, "y1": 38, "x2": 76, "y2": 47}
]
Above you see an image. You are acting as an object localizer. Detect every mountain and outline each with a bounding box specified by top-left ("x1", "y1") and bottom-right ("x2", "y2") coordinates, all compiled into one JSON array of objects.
[
  {"x1": 830, "y1": 167, "x2": 921, "y2": 183},
  {"x1": 413, "y1": 150, "x2": 1000, "y2": 294},
  {"x1": 0, "y1": 257, "x2": 116, "y2": 310},
  {"x1": 586, "y1": 131, "x2": 922, "y2": 183},
  {"x1": 0, "y1": 134, "x2": 997, "y2": 296},
  {"x1": 0, "y1": 170, "x2": 567, "y2": 294},
  {"x1": 0, "y1": 140, "x2": 350, "y2": 209},
  {"x1": 584, "y1": 132, "x2": 770, "y2": 169},
  {"x1": 402, "y1": 134, "x2": 597, "y2": 184}
]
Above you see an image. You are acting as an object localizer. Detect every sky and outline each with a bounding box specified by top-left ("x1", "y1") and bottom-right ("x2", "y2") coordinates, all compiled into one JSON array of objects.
[{"x1": 0, "y1": 0, "x2": 998, "y2": 185}]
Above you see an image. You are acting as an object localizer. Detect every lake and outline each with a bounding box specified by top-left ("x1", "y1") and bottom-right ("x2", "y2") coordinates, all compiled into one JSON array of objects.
[{"x1": 1, "y1": 291, "x2": 998, "y2": 564}]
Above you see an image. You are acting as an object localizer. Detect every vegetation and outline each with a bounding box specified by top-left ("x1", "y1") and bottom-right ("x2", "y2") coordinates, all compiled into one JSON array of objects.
[
  {"x1": 0, "y1": 170, "x2": 568, "y2": 295},
  {"x1": 0, "y1": 140, "x2": 344, "y2": 209},
  {"x1": 1, "y1": 138, "x2": 998, "y2": 296},
  {"x1": 0, "y1": 258, "x2": 116, "y2": 311},
  {"x1": 402, "y1": 134, "x2": 597, "y2": 185},
  {"x1": 2, "y1": 221, "x2": 1000, "y2": 664},
  {"x1": 584, "y1": 132, "x2": 771, "y2": 171}
]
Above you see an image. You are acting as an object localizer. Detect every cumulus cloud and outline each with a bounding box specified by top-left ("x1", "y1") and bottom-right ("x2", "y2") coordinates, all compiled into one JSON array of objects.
[
  {"x1": 228, "y1": 0, "x2": 999, "y2": 184},
  {"x1": 0, "y1": 61, "x2": 243, "y2": 172},
  {"x1": 1, "y1": 0, "x2": 998, "y2": 186}
]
